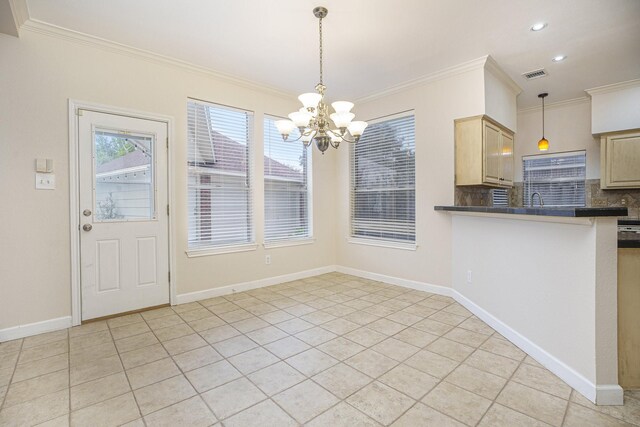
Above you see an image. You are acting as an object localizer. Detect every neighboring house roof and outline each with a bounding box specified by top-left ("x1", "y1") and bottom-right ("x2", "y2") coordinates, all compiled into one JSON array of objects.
[
  {"x1": 187, "y1": 103, "x2": 303, "y2": 181},
  {"x1": 97, "y1": 149, "x2": 150, "y2": 174}
]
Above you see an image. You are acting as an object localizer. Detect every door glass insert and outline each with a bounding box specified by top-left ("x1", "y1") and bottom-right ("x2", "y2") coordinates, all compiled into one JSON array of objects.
[{"x1": 94, "y1": 129, "x2": 155, "y2": 221}]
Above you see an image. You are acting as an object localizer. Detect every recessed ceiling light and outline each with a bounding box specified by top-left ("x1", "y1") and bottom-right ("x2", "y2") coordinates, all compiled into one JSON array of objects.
[
  {"x1": 552, "y1": 55, "x2": 567, "y2": 62},
  {"x1": 531, "y1": 22, "x2": 547, "y2": 31}
]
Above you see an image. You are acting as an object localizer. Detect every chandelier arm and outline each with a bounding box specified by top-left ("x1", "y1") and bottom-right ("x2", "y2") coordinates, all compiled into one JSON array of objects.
[
  {"x1": 284, "y1": 133, "x2": 305, "y2": 143},
  {"x1": 341, "y1": 134, "x2": 359, "y2": 143},
  {"x1": 325, "y1": 128, "x2": 359, "y2": 143}
]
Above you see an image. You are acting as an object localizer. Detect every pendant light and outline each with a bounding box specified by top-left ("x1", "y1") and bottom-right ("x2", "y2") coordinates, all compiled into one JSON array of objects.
[{"x1": 537, "y1": 92, "x2": 549, "y2": 151}]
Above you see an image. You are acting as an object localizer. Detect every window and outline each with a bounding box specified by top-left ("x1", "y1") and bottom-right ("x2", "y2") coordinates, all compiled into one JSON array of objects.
[
  {"x1": 350, "y1": 112, "x2": 416, "y2": 243},
  {"x1": 187, "y1": 99, "x2": 253, "y2": 250},
  {"x1": 263, "y1": 115, "x2": 312, "y2": 243},
  {"x1": 523, "y1": 151, "x2": 586, "y2": 207},
  {"x1": 492, "y1": 188, "x2": 508, "y2": 207}
]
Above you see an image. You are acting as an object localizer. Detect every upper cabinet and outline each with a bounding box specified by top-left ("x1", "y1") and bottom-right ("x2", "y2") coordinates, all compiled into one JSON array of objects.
[
  {"x1": 601, "y1": 130, "x2": 640, "y2": 189},
  {"x1": 455, "y1": 115, "x2": 514, "y2": 188}
]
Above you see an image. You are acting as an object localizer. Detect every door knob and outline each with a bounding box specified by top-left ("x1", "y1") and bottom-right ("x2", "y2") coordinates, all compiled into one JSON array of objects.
[
  {"x1": 83, "y1": 209, "x2": 92, "y2": 217},
  {"x1": 82, "y1": 224, "x2": 92, "y2": 232}
]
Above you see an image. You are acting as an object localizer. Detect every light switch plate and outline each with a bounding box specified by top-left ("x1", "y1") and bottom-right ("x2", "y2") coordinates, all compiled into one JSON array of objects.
[{"x1": 35, "y1": 173, "x2": 55, "y2": 190}]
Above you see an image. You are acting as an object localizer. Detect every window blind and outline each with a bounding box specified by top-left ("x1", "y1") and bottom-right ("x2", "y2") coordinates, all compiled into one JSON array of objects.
[
  {"x1": 523, "y1": 151, "x2": 586, "y2": 207},
  {"x1": 187, "y1": 99, "x2": 253, "y2": 249},
  {"x1": 350, "y1": 112, "x2": 416, "y2": 243},
  {"x1": 263, "y1": 116, "x2": 311, "y2": 242}
]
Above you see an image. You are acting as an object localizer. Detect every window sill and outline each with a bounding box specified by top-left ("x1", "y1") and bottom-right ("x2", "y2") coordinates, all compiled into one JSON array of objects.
[
  {"x1": 347, "y1": 237, "x2": 417, "y2": 251},
  {"x1": 186, "y1": 243, "x2": 258, "y2": 258},
  {"x1": 263, "y1": 238, "x2": 315, "y2": 249}
]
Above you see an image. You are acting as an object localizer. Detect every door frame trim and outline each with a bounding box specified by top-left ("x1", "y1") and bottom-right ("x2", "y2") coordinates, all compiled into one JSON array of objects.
[{"x1": 68, "y1": 99, "x2": 177, "y2": 326}]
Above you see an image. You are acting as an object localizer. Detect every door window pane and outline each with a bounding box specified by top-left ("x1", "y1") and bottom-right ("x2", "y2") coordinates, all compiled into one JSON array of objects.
[{"x1": 94, "y1": 130, "x2": 155, "y2": 221}]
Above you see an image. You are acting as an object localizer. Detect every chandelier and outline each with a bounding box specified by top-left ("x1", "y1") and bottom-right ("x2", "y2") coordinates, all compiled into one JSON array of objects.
[{"x1": 275, "y1": 6, "x2": 367, "y2": 154}]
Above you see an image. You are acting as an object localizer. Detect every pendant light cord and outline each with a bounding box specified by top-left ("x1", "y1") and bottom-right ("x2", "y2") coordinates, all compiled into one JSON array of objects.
[{"x1": 542, "y1": 95, "x2": 545, "y2": 138}]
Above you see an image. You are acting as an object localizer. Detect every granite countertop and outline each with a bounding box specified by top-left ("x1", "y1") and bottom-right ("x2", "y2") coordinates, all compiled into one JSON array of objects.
[{"x1": 434, "y1": 205, "x2": 629, "y2": 217}]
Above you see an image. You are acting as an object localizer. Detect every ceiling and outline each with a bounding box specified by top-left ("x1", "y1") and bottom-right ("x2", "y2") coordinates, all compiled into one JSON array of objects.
[{"x1": 25, "y1": 0, "x2": 640, "y2": 108}]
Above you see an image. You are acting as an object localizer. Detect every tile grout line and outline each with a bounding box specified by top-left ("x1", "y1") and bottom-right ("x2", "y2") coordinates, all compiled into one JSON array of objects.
[
  {"x1": 474, "y1": 346, "x2": 551, "y2": 426},
  {"x1": 187, "y1": 280, "x2": 384, "y2": 425},
  {"x1": 106, "y1": 317, "x2": 146, "y2": 426},
  {"x1": 135, "y1": 304, "x2": 205, "y2": 424},
  {"x1": 0, "y1": 280, "x2": 468, "y2": 417},
  {"x1": 0, "y1": 338, "x2": 24, "y2": 412},
  {"x1": 1, "y1": 273, "x2": 625, "y2": 427},
  {"x1": 254, "y1": 282, "x2": 460, "y2": 425},
  {"x1": 391, "y1": 322, "x2": 496, "y2": 426},
  {"x1": 66, "y1": 328, "x2": 71, "y2": 426}
]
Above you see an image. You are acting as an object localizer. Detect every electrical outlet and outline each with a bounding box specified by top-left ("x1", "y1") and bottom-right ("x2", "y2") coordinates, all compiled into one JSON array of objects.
[
  {"x1": 466, "y1": 270, "x2": 472, "y2": 284},
  {"x1": 265, "y1": 255, "x2": 271, "y2": 265}
]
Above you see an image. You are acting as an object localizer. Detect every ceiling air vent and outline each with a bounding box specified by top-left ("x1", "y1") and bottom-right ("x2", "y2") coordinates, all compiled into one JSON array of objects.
[{"x1": 522, "y1": 68, "x2": 548, "y2": 80}]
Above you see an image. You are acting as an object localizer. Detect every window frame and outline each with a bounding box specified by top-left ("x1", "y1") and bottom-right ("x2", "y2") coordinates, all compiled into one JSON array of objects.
[
  {"x1": 186, "y1": 98, "x2": 256, "y2": 256},
  {"x1": 349, "y1": 110, "x2": 416, "y2": 249},
  {"x1": 263, "y1": 114, "x2": 314, "y2": 247}
]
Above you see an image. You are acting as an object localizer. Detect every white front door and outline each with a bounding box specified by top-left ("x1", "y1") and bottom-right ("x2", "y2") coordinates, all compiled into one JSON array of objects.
[{"x1": 78, "y1": 110, "x2": 169, "y2": 320}]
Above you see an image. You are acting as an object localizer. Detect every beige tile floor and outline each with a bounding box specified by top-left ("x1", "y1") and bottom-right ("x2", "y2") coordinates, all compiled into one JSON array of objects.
[{"x1": 1, "y1": 272, "x2": 639, "y2": 426}]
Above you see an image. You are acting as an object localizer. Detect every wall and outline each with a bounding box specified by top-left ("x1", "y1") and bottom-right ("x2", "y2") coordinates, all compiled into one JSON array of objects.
[
  {"x1": 587, "y1": 80, "x2": 640, "y2": 134},
  {"x1": 0, "y1": 27, "x2": 337, "y2": 331},
  {"x1": 452, "y1": 213, "x2": 620, "y2": 404},
  {"x1": 515, "y1": 98, "x2": 600, "y2": 181},
  {"x1": 335, "y1": 66, "x2": 487, "y2": 288},
  {"x1": 484, "y1": 61, "x2": 519, "y2": 132}
]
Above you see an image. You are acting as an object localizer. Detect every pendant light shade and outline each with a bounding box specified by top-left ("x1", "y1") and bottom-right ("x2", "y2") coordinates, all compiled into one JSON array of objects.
[
  {"x1": 538, "y1": 137, "x2": 549, "y2": 151},
  {"x1": 538, "y1": 93, "x2": 549, "y2": 151}
]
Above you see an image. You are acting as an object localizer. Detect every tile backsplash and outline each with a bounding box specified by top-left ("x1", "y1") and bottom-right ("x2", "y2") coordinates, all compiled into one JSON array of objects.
[
  {"x1": 454, "y1": 179, "x2": 640, "y2": 219},
  {"x1": 586, "y1": 179, "x2": 640, "y2": 219}
]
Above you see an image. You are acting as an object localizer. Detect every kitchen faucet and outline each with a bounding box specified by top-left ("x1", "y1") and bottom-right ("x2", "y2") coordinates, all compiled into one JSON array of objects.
[{"x1": 531, "y1": 192, "x2": 544, "y2": 207}]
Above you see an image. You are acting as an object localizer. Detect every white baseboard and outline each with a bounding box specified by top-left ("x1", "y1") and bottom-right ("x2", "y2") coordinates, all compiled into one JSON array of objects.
[
  {"x1": 336, "y1": 266, "x2": 622, "y2": 406},
  {"x1": 175, "y1": 265, "x2": 337, "y2": 305},
  {"x1": 335, "y1": 266, "x2": 455, "y2": 297},
  {"x1": 451, "y1": 291, "x2": 606, "y2": 404},
  {"x1": 0, "y1": 316, "x2": 72, "y2": 342}
]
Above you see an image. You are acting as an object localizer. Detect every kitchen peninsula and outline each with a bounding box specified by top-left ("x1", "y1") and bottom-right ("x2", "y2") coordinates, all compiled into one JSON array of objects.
[{"x1": 435, "y1": 205, "x2": 627, "y2": 405}]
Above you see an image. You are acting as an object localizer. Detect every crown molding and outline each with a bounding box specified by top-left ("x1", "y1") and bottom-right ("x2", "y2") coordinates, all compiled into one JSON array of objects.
[
  {"x1": 9, "y1": 0, "x2": 29, "y2": 32},
  {"x1": 355, "y1": 55, "x2": 489, "y2": 104},
  {"x1": 585, "y1": 78, "x2": 640, "y2": 96},
  {"x1": 484, "y1": 55, "x2": 522, "y2": 95},
  {"x1": 517, "y1": 96, "x2": 590, "y2": 114},
  {"x1": 21, "y1": 19, "x2": 297, "y2": 100}
]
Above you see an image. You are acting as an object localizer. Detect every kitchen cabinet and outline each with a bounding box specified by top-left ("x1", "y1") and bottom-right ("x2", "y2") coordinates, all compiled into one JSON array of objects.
[
  {"x1": 618, "y1": 247, "x2": 640, "y2": 388},
  {"x1": 455, "y1": 115, "x2": 514, "y2": 188},
  {"x1": 601, "y1": 130, "x2": 640, "y2": 189}
]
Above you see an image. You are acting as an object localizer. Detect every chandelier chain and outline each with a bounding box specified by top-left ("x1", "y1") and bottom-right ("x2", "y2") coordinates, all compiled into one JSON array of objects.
[{"x1": 319, "y1": 15, "x2": 323, "y2": 85}]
